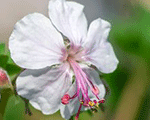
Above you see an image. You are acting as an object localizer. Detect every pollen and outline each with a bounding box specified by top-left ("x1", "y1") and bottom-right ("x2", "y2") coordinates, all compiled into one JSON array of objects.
[
  {"x1": 79, "y1": 99, "x2": 84, "y2": 105},
  {"x1": 89, "y1": 101, "x2": 95, "y2": 107}
]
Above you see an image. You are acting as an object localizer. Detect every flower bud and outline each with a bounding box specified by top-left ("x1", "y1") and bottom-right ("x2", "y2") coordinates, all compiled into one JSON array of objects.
[{"x1": 0, "y1": 68, "x2": 10, "y2": 88}]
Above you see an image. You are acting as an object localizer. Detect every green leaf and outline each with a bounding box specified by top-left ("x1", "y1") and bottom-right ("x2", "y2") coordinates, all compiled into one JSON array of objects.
[
  {"x1": 6, "y1": 51, "x2": 14, "y2": 64},
  {"x1": 0, "y1": 55, "x2": 9, "y2": 69},
  {"x1": 3, "y1": 95, "x2": 25, "y2": 120},
  {"x1": 5, "y1": 64, "x2": 22, "y2": 76}
]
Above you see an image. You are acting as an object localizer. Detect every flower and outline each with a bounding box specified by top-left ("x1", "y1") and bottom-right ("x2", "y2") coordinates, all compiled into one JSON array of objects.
[{"x1": 9, "y1": 0, "x2": 119, "y2": 119}]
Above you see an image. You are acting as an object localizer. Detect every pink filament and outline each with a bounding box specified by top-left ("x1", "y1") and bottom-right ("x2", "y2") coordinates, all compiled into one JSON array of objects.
[
  {"x1": 75, "y1": 103, "x2": 82, "y2": 120},
  {"x1": 65, "y1": 57, "x2": 101, "y2": 119},
  {"x1": 68, "y1": 58, "x2": 100, "y2": 104},
  {"x1": 68, "y1": 58, "x2": 90, "y2": 101}
]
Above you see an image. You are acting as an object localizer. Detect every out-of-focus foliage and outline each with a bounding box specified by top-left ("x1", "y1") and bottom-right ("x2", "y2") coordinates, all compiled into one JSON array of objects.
[
  {"x1": 3, "y1": 95, "x2": 25, "y2": 120},
  {"x1": 111, "y1": 6, "x2": 150, "y2": 59},
  {"x1": 0, "y1": 44, "x2": 22, "y2": 80},
  {"x1": 103, "y1": 5, "x2": 150, "y2": 120},
  {"x1": 0, "y1": 43, "x2": 22, "y2": 120}
]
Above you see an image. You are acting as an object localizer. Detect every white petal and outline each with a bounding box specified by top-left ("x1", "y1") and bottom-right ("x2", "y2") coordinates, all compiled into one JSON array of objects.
[
  {"x1": 83, "y1": 18, "x2": 111, "y2": 48},
  {"x1": 9, "y1": 13, "x2": 65, "y2": 69},
  {"x1": 48, "y1": 0, "x2": 88, "y2": 46},
  {"x1": 16, "y1": 63, "x2": 72, "y2": 115},
  {"x1": 83, "y1": 18, "x2": 119, "y2": 73}
]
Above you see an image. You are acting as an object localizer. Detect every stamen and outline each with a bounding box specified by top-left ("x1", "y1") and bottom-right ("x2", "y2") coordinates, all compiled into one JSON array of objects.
[
  {"x1": 92, "y1": 85, "x2": 99, "y2": 95},
  {"x1": 75, "y1": 103, "x2": 82, "y2": 120},
  {"x1": 88, "y1": 101, "x2": 95, "y2": 107},
  {"x1": 98, "y1": 98, "x2": 105, "y2": 103},
  {"x1": 70, "y1": 93, "x2": 77, "y2": 99},
  {"x1": 61, "y1": 94, "x2": 70, "y2": 105},
  {"x1": 69, "y1": 58, "x2": 90, "y2": 101},
  {"x1": 67, "y1": 57, "x2": 103, "y2": 119},
  {"x1": 83, "y1": 100, "x2": 89, "y2": 107},
  {"x1": 79, "y1": 100, "x2": 84, "y2": 105},
  {"x1": 70, "y1": 60, "x2": 100, "y2": 100},
  {"x1": 93, "y1": 100, "x2": 97, "y2": 104}
]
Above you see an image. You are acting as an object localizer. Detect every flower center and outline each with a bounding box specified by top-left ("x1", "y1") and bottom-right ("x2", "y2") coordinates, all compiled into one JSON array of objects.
[{"x1": 61, "y1": 43, "x2": 85, "y2": 63}]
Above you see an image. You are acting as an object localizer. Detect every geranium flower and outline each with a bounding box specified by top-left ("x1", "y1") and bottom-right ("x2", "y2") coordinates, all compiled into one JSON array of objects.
[{"x1": 9, "y1": 0, "x2": 119, "y2": 119}]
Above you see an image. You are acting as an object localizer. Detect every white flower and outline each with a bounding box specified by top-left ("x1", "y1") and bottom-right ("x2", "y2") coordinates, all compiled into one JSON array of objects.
[{"x1": 9, "y1": 0, "x2": 119, "y2": 119}]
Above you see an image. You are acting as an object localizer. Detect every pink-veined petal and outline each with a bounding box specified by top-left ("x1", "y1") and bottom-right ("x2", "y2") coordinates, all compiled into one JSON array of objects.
[
  {"x1": 9, "y1": 13, "x2": 65, "y2": 69},
  {"x1": 83, "y1": 18, "x2": 119, "y2": 73},
  {"x1": 48, "y1": 0, "x2": 88, "y2": 46},
  {"x1": 16, "y1": 63, "x2": 72, "y2": 115}
]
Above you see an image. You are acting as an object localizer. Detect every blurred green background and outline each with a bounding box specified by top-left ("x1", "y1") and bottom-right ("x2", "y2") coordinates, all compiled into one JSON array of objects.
[{"x1": 0, "y1": 0, "x2": 150, "y2": 120}]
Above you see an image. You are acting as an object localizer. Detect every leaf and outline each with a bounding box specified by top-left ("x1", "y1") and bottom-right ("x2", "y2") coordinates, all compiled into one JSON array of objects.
[
  {"x1": 6, "y1": 51, "x2": 14, "y2": 64},
  {"x1": 0, "y1": 55, "x2": 9, "y2": 69},
  {"x1": 5, "y1": 64, "x2": 21, "y2": 76},
  {"x1": 3, "y1": 95, "x2": 25, "y2": 120},
  {"x1": 0, "y1": 88, "x2": 14, "y2": 115}
]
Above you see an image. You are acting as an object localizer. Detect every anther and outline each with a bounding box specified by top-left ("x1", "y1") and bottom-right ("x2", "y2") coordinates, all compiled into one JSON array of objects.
[
  {"x1": 92, "y1": 85, "x2": 99, "y2": 95},
  {"x1": 79, "y1": 100, "x2": 84, "y2": 105},
  {"x1": 83, "y1": 101, "x2": 89, "y2": 107},
  {"x1": 98, "y1": 98, "x2": 105, "y2": 103},
  {"x1": 93, "y1": 100, "x2": 97, "y2": 104},
  {"x1": 61, "y1": 94, "x2": 70, "y2": 105},
  {"x1": 89, "y1": 101, "x2": 94, "y2": 107}
]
